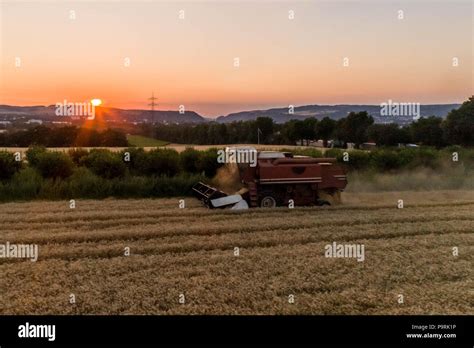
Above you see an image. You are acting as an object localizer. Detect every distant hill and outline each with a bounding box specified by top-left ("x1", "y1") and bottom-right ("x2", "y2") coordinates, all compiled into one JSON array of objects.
[
  {"x1": 0, "y1": 105, "x2": 206, "y2": 124},
  {"x1": 216, "y1": 104, "x2": 461, "y2": 125},
  {"x1": 0, "y1": 103, "x2": 461, "y2": 126}
]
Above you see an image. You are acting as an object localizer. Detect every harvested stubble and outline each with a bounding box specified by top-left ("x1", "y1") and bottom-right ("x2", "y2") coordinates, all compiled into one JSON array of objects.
[{"x1": 0, "y1": 191, "x2": 473, "y2": 315}]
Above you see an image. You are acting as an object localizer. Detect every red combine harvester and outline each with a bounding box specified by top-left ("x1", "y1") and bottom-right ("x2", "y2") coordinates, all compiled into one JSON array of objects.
[{"x1": 192, "y1": 149, "x2": 347, "y2": 209}]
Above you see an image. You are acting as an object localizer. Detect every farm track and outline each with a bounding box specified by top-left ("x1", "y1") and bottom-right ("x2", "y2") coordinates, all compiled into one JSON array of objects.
[{"x1": 0, "y1": 190, "x2": 473, "y2": 314}]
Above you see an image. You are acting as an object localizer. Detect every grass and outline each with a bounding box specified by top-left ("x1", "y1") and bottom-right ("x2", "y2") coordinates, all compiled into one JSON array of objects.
[
  {"x1": 126, "y1": 134, "x2": 169, "y2": 147},
  {"x1": 0, "y1": 190, "x2": 472, "y2": 315}
]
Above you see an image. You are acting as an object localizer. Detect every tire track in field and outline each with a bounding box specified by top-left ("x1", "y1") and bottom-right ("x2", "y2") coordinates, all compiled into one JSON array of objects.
[
  {"x1": 2, "y1": 221, "x2": 472, "y2": 263},
  {"x1": 3, "y1": 208, "x2": 474, "y2": 246},
  {"x1": 3, "y1": 201, "x2": 472, "y2": 233},
  {"x1": 2, "y1": 199, "x2": 474, "y2": 224}
]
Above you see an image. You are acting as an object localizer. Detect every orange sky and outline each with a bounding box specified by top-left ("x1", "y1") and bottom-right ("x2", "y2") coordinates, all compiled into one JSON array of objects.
[{"x1": 0, "y1": 1, "x2": 472, "y2": 116}]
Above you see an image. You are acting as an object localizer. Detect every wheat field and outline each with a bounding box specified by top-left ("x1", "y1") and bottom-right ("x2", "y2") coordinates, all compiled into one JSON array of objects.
[{"x1": 0, "y1": 191, "x2": 473, "y2": 315}]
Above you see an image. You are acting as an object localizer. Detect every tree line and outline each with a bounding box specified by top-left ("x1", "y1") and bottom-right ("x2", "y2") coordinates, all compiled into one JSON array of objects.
[
  {"x1": 151, "y1": 96, "x2": 474, "y2": 148},
  {"x1": 1, "y1": 97, "x2": 471, "y2": 149},
  {"x1": 0, "y1": 126, "x2": 128, "y2": 147},
  {"x1": 0, "y1": 147, "x2": 221, "y2": 201}
]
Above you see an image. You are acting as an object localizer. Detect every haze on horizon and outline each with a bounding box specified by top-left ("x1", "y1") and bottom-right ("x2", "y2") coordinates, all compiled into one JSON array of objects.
[{"x1": 0, "y1": 0, "x2": 472, "y2": 117}]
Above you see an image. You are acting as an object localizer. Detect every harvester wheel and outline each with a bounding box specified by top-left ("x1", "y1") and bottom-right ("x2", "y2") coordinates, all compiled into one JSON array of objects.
[{"x1": 260, "y1": 196, "x2": 277, "y2": 208}]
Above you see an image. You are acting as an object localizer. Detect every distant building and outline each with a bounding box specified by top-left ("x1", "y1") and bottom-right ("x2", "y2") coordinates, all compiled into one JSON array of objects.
[
  {"x1": 295, "y1": 139, "x2": 322, "y2": 147},
  {"x1": 26, "y1": 119, "x2": 43, "y2": 125},
  {"x1": 328, "y1": 139, "x2": 345, "y2": 148},
  {"x1": 313, "y1": 140, "x2": 325, "y2": 148},
  {"x1": 398, "y1": 143, "x2": 419, "y2": 148},
  {"x1": 360, "y1": 142, "x2": 377, "y2": 150}
]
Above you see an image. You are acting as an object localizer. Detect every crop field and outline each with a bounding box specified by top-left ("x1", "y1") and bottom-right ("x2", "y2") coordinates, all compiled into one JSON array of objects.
[
  {"x1": 0, "y1": 190, "x2": 473, "y2": 315},
  {"x1": 126, "y1": 135, "x2": 170, "y2": 147}
]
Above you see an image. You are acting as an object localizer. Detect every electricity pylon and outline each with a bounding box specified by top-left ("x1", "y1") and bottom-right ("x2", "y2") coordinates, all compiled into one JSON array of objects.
[{"x1": 148, "y1": 92, "x2": 158, "y2": 124}]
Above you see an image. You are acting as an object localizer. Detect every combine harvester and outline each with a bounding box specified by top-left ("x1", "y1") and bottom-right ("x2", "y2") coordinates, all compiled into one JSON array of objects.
[{"x1": 192, "y1": 148, "x2": 347, "y2": 209}]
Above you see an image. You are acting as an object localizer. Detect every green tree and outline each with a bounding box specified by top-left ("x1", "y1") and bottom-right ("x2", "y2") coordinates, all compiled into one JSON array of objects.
[
  {"x1": 300, "y1": 117, "x2": 317, "y2": 145},
  {"x1": 443, "y1": 96, "x2": 474, "y2": 146},
  {"x1": 337, "y1": 111, "x2": 374, "y2": 147},
  {"x1": 255, "y1": 117, "x2": 274, "y2": 144},
  {"x1": 368, "y1": 123, "x2": 411, "y2": 146},
  {"x1": 316, "y1": 117, "x2": 336, "y2": 147},
  {"x1": 410, "y1": 116, "x2": 444, "y2": 147},
  {"x1": 100, "y1": 129, "x2": 129, "y2": 147}
]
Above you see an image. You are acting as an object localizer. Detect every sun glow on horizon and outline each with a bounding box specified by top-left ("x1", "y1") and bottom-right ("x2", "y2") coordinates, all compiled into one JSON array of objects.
[{"x1": 91, "y1": 99, "x2": 102, "y2": 107}]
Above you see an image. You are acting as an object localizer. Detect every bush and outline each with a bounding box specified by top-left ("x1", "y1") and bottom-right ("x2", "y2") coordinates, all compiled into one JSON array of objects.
[
  {"x1": 34, "y1": 151, "x2": 74, "y2": 179},
  {"x1": 345, "y1": 151, "x2": 371, "y2": 170},
  {"x1": 80, "y1": 150, "x2": 126, "y2": 179},
  {"x1": 68, "y1": 148, "x2": 89, "y2": 165},
  {"x1": 324, "y1": 148, "x2": 344, "y2": 160},
  {"x1": 137, "y1": 149, "x2": 181, "y2": 176},
  {"x1": 65, "y1": 167, "x2": 109, "y2": 198},
  {"x1": 324, "y1": 149, "x2": 370, "y2": 170},
  {"x1": 324, "y1": 148, "x2": 444, "y2": 172},
  {"x1": 25, "y1": 146, "x2": 47, "y2": 167},
  {"x1": 180, "y1": 148, "x2": 201, "y2": 173},
  {"x1": 369, "y1": 150, "x2": 404, "y2": 171},
  {"x1": 284, "y1": 148, "x2": 324, "y2": 158},
  {"x1": 196, "y1": 149, "x2": 223, "y2": 177},
  {"x1": 404, "y1": 147, "x2": 440, "y2": 169},
  {"x1": 120, "y1": 147, "x2": 147, "y2": 176},
  {"x1": 441, "y1": 146, "x2": 474, "y2": 171},
  {"x1": 0, "y1": 151, "x2": 22, "y2": 181},
  {"x1": 0, "y1": 167, "x2": 42, "y2": 201}
]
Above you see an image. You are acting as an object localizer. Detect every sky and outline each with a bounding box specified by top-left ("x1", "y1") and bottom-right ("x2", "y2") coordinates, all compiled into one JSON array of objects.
[{"x1": 0, "y1": 0, "x2": 472, "y2": 117}]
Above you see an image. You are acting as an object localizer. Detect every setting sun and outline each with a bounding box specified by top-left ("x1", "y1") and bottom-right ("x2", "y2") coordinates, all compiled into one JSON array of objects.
[{"x1": 91, "y1": 99, "x2": 102, "y2": 107}]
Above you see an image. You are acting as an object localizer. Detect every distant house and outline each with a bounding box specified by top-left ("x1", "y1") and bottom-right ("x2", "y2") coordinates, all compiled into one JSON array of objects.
[
  {"x1": 295, "y1": 139, "x2": 330, "y2": 147},
  {"x1": 360, "y1": 142, "x2": 377, "y2": 150},
  {"x1": 398, "y1": 143, "x2": 419, "y2": 148},
  {"x1": 26, "y1": 119, "x2": 43, "y2": 125},
  {"x1": 312, "y1": 140, "x2": 325, "y2": 148},
  {"x1": 328, "y1": 139, "x2": 345, "y2": 148}
]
